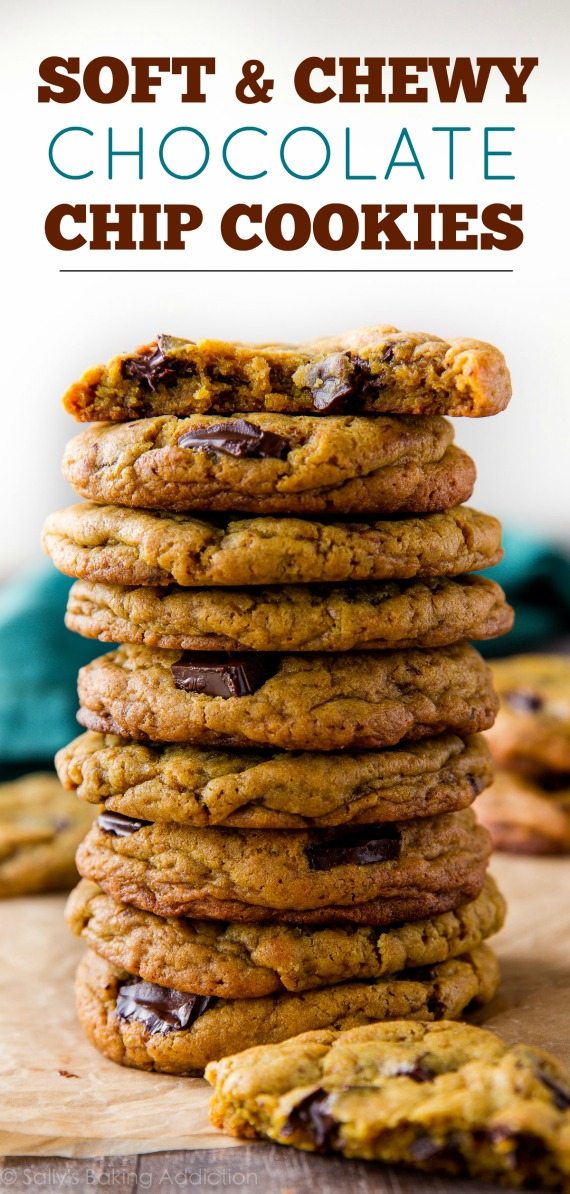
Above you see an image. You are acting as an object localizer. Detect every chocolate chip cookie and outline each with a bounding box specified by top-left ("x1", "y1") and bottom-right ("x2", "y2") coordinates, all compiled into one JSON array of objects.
[
  {"x1": 56, "y1": 731, "x2": 493, "y2": 828},
  {"x1": 66, "y1": 875, "x2": 505, "y2": 997},
  {"x1": 65, "y1": 575, "x2": 513, "y2": 653},
  {"x1": 0, "y1": 773, "x2": 95, "y2": 897},
  {"x1": 475, "y1": 769, "x2": 570, "y2": 854},
  {"x1": 75, "y1": 946, "x2": 500, "y2": 1074},
  {"x1": 62, "y1": 414, "x2": 475, "y2": 515},
  {"x1": 75, "y1": 807, "x2": 491, "y2": 923},
  {"x1": 76, "y1": 643, "x2": 499, "y2": 751},
  {"x1": 42, "y1": 503, "x2": 503, "y2": 588},
  {"x1": 486, "y1": 655, "x2": 570, "y2": 774},
  {"x1": 62, "y1": 327, "x2": 511, "y2": 421},
  {"x1": 206, "y1": 1019, "x2": 570, "y2": 1187}
]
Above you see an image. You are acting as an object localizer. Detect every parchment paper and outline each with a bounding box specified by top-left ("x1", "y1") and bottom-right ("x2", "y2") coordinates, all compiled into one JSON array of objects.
[{"x1": 0, "y1": 855, "x2": 569, "y2": 1157}]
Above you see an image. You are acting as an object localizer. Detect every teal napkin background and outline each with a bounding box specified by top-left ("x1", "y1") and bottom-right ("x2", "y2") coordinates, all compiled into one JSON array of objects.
[
  {"x1": 1, "y1": 529, "x2": 568, "y2": 766},
  {"x1": 0, "y1": 568, "x2": 108, "y2": 766},
  {"x1": 480, "y1": 527, "x2": 570, "y2": 657}
]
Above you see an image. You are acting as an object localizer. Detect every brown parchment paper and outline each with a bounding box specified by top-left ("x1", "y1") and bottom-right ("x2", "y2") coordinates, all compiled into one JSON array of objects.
[{"x1": 0, "y1": 854, "x2": 569, "y2": 1157}]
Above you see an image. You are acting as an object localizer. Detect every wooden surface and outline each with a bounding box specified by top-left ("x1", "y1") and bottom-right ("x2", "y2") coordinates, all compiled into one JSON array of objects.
[{"x1": 1, "y1": 853, "x2": 569, "y2": 1191}]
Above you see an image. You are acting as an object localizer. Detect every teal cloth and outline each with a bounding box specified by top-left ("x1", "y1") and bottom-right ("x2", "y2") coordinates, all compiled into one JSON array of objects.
[
  {"x1": 0, "y1": 531, "x2": 568, "y2": 765},
  {"x1": 480, "y1": 527, "x2": 570, "y2": 657},
  {"x1": 0, "y1": 568, "x2": 108, "y2": 765}
]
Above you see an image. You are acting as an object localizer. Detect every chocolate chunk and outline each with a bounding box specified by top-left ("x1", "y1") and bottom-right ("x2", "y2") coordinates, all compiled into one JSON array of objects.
[
  {"x1": 536, "y1": 772, "x2": 570, "y2": 793},
  {"x1": 486, "y1": 1127, "x2": 546, "y2": 1170},
  {"x1": 117, "y1": 979, "x2": 215, "y2": 1035},
  {"x1": 394, "y1": 1059, "x2": 435, "y2": 1083},
  {"x1": 122, "y1": 335, "x2": 196, "y2": 393},
  {"x1": 538, "y1": 1069, "x2": 570, "y2": 1109},
  {"x1": 306, "y1": 825, "x2": 401, "y2": 871},
  {"x1": 306, "y1": 353, "x2": 357, "y2": 412},
  {"x1": 467, "y1": 773, "x2": 486, "y2": 796},
  {"x1": 282, "y1": 1088, "x2": 337, "y2": 1150},
  {"x1": 178, "y1": 419, "x2": 290, "y2": 460},
  {"x1": 98, "y1": 811, "x2": 151, "y2": 836},
  {"x1": 381, "y1": 345, "x2": 395, "y2": 363},
  {"x1": 171, "y1": 652, "x2": 277, "y2": 698},
  {"x1": 505, "y1": 689, "x2": 544, "y2": 713},
  {"x1": 409, "y1": 1134, "x2": 460, "y2": 1165},
  {"x1": 401, "y1": 965, "x2": 438, "y2": 983}
]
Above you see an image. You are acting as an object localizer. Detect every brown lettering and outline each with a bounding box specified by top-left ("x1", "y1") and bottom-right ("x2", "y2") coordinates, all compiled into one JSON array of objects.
[
  {"x1": 389, "y1": 57, "x2": 428, "y2": 102},
  {"x1": 439, "y1": 204, "x2": 478, "y2": 249},
  {"x1": 38, "y1": 57, "x2": 81, "y2": 103},
  {"x1": 294, "y1": 57, "x2": 336, "y2": 103},
  {"x1": 45, "y1": 204, "x2": 86, "y2": 249},
  {"x1": 221, "y1": 204, "x2": 263, "y2": 250},
  {"x1": 313, "y1": 204, "x2": 360, "y2": 249},
  {"x1": 361, "y1": 204, "x2": 411, "y2": 249},
  {"x1": 481, "y1": 203, "x2": 524, "y2": 249}
]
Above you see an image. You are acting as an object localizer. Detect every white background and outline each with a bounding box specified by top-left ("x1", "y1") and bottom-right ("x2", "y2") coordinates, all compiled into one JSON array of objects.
[{"x1": 2, "y1": 0, "x2": 569, "y2": 574}]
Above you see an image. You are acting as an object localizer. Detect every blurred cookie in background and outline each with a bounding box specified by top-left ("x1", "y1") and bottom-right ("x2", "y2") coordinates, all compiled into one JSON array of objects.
[
  {"x1": 476, "y1": 654, "x2": 570, "y2": 853},
  {"x1": 0, "y1": 773, "x2": 96, "y2": 897}
]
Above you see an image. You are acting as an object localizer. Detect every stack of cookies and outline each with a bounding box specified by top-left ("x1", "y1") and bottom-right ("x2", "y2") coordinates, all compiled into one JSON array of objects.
[
  {"x1": 476, "y1": 655, "x2": 570, "y2": 854},
  {"x1": 42, "y1": 325, "x2": 513, "y2": 1075}
]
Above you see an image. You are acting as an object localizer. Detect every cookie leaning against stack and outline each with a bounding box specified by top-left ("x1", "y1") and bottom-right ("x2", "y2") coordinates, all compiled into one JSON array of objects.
[{"x1": 42, "y1": 324, "x2": 513, "y2": 1074}]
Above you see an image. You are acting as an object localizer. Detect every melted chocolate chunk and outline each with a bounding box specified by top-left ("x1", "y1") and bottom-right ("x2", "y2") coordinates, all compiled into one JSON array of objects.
[
  {"x1": 535, "y1": 772, "x2": 570, "y2": 794},
  {"x1": 178, "y1": 419, "x2": 290, "y2": 460},
  {"x1": 98, "y1": 811, "x2": 152, "y2": 837},
  {"x1": 400, "y1": 965, "x2": 438, "y2": 983},
  {"x1": 171, "y1": 652, "x2": 278, "y2": 698},
  {"x1": 538, "y1": 1068, "x2": 570, "y2": 1109},
  {"x1": 394, "y1": 1059, "x2": 435, "y2": 1083},
  {"x1": 306, "y1": 353, "x2": 358, "y2": 412},
  {"x1": 467, "y1": 773, "x2": 486, "y2": 796},
  {"x1": 409, "y1": 1134, "x2": 461, "y2": 1166},
  {"x1": 116, "y1": 979, "x2": 215, "y2": 1035},
  {"x1": 505, "y1": 689, "x2": 544, "y2": 713},
  {"x1": 306, "y1": 825, "x2": 401, "y2": 871},
  {"x1": 485, "y1": 1127, "x2": 547, "y2": 1169},
  {"x1": 122, "y1": 335, "x2": 196, "y2": 393},
  {"x1": 282, "y1": 1088, "x2": 337, "y2": 1150}
]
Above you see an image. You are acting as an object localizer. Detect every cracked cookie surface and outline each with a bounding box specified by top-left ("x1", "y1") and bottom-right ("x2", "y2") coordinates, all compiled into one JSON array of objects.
[
  {"x1": 76, "y1": 643, "x2": 499, "y2": 751},
  {"x1": 206, "y1": 1019, "x2": 570, "y2": 1188},
  {"x1": 65, "y1": 575, "x2": 513, "y2": 653},
  {"x1": 62, "y1": 327, "x2": 511, "y2": 421},
  {"x1": 75, "y1": 807, "x2": 491, "y2": 923},
  {"x1": 56, "y1": 731, "x2": 493, "y2": 828},
  {"x1": 66, "y1": 875, "x2": 505, "y2": 997},
  {"x1": 75, "y1": 947, "x2": 500, "y2": 1075},
  {"x1": 42, "y1": 503, "x2": 503, "y2": 588},
  {"x1": 62, "y1": 414, "x2": 475, "y2": 516},
  {"x1": 0, "y1": 773, "x2": 95, "y2": 897}
]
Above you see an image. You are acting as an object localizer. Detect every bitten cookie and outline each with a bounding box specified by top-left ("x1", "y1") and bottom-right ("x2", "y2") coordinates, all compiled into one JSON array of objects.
[
  {"x1": 62, "y1": 414, "x2": 475, "y2": 515},
  {"x1": 486, "y1": 655, "x2": 570, "y2": 774},
  {"x1": 62, "y1": 327, "x2": 511, "y2": 420},
  {"x1": 65, "y1": 575, "x2": 513, "y2": 653},
  {"x1": 66, "y1": 875, "x2": 505, "y2": 998},
  {"x1": 0, "y1": 773, "x2": 95, "y2": 897},
  {"x1": 75, "y1": 947, "x2": 500, "y2": 1074},
  {"x1": 42, "y1": 504, "x2": 503, "y2": 587},
  {"x1": 75, "y1": 807, "x2": 492, "y2": 923},
  {"x1": 206, "y1": 1019, "x2": 570, "y2": 1189},
  {"x1": 76, "y1": 644, "x2": 499, "y2": 751},
  {"x1": 56, "y1": 731, "x2": 493, "y2": 828},
  {"x1": 475, "y1": 769, "x2": 570, "y2": 855}
]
